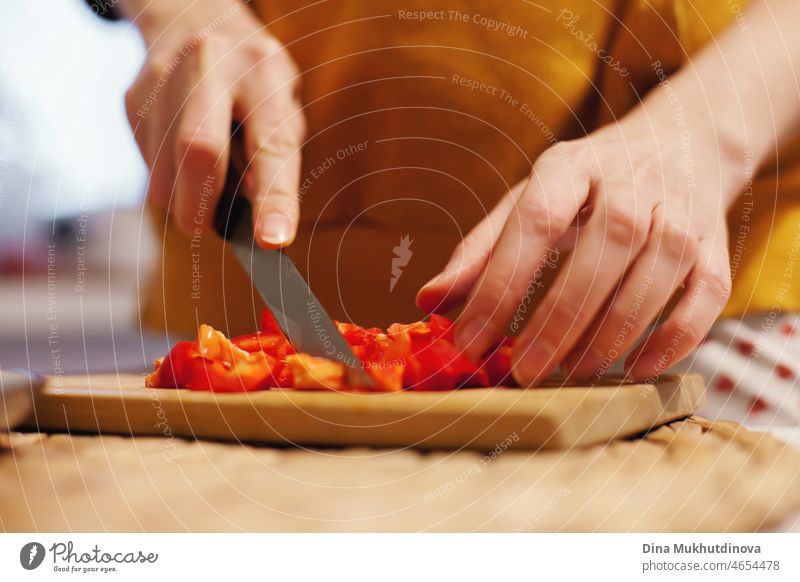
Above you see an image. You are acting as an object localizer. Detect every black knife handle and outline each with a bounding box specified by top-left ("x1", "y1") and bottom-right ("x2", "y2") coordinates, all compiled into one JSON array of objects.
[
  {"x1": 214, "y1": 171, "x2": 250, "y2": 241},
  {"x1": 214, "y1": 123, "x2": 250, "y2": 241}
]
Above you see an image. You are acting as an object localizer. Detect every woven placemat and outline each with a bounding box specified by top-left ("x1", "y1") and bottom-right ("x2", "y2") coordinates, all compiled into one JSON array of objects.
[{"x1": 1, "y1": 417, "x2": 799, "y2": 531}]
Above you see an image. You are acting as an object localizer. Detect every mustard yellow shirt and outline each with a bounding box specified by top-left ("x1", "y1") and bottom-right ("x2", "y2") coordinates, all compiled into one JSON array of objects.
[{"x1": 144, "y1": 0, "x2": 800, "y2": 336}]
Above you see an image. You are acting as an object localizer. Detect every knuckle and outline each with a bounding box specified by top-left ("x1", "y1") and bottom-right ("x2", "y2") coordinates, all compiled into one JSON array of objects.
[
  {"x1": 664, "y1": 318, "x2": 705, "y2": 348},
  {"x1": 144, "y1": 52, "x2": 174, "y2": 78},
  {"x1": 475, "y1": 278, "x2": 514, "y2": 307},
  {"x1": 682, "y1": 323, "x2": 706, "y2": 347},
  {"x1": 546, "y1": 299, "x2": 590, "y2": 332},
  {"x1": 251, "y1": 130, "x2": 302, "y2": 159},
  {"x1": 260, "y1": 186, "x2": 297, "y2": 205},
  {"x1": 659, "y1": 219, "x2": 698, "y2": 261},
  {"x1": 472, "y1": 308, "x2": 504, "y2": 337},
  {"x1": 175, "y1": 131, "x2": 224, "y2": 166},
  {"x1": 603, "y1": 203, "x2": 647, "y2": 247},
  {"x1": 540, "y1": 140, "x2": 580, "y2": 168},
  {"x1": 244, "y1": 44, "x2": 269, "y2": 63},
  {"x1": 245, "y1": 37, "x2": 283, "y2": 64},
  {"x1": 191, "y1": 33, "x2": 225, "y2": 62},
  {"x1": 700, "y1": 268, "x2": 732, "y2": 301},
  {"x1": 605, "y1": 300, "x2": 639, "y2": 331},
  {"x1": 633, "y1": 157, "x2": 662, "y2": 184},
  {"x1": 517, "y1": 197, "x2": 571, "y2": 237}
]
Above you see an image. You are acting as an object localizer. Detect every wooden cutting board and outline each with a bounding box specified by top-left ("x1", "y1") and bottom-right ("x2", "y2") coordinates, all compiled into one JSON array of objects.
[{"x1": 23, "y1": 373, "x2": 705, "y2": 450}]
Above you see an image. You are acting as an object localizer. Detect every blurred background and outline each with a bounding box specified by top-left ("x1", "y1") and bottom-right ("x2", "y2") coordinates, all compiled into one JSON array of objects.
[{"x1": 0, "y1": 0, "x2": 168, "y2": 374}]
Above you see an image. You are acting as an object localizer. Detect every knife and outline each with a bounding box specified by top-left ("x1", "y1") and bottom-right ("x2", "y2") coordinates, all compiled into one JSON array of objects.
[{"x1": 214, "y1": 132, "x2": 374, "y2": 388}]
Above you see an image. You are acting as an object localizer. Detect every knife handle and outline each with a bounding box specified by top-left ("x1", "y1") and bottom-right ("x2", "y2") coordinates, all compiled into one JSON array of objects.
[
  {"x1": 214, "y1": 123, "x2": 250, "y2": 241},
  {"x1": 214, "y1": 171, "x2": 250, "y2": 241}
]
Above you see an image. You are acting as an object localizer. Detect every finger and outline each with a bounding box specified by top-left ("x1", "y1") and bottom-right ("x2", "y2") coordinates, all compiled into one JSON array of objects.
[
  {"x1": 145, "y1": 49, "x2": 206, "y2": 215},
  {"x1": 416, "y1": 183, "x2": 521, "y2": 314},
  {"x1": 172, "y1": 74, "x2": 233, "y2": 234},
  {"x1": 624, "y1": 236, "x2": 731, "y2": 379},
  {"x1": 125, "y1": 69, "x2": 173, "y2": 209},
  {"x1": 511, "y1": 183, "x2": 652, "y2": 385},
  {"x1": 562, "y1": 205, "x2": 699, "y2": 380},
  {"x1": 239, "y1": 58, "x2": 305, "y2": 248},
  {"x1": 146, "y1": 95, "x2": 180, "y2": 211},
  {"x1": 453, "y1": 146, "x2": 589, "y2": 361}
]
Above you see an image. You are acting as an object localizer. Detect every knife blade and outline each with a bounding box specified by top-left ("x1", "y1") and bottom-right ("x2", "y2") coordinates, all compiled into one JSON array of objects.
[{"x1": 215, "y1": 138, "x2": 374, "y2": 388}]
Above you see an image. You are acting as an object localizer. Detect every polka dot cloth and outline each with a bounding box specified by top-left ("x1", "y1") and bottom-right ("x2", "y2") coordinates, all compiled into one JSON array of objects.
[{"x1": 679, "y1": 314, "x2": 800, "y2": 426}]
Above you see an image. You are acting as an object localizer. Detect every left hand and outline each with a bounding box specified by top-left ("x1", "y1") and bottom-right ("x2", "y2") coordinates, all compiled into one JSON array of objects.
[{"x1": 417, "y1": 103, "x2": 747, "y2": 385}]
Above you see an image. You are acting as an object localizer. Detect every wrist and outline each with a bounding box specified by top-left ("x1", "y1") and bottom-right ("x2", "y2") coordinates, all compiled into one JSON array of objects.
[{"x1": 630, "y1": 74, "x2": 756, "y2": 209}]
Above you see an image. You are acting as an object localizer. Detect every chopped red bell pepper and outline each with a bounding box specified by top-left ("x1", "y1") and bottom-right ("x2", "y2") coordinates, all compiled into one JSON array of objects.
[
  {"x1": 404, "y1": 336, "x2": 488, "y2": 390},
  {"x1": 232, "y1": 332, "x2": 295, "y2": 359},
  {"x1": 259, "y1": 309, "x2": 287, "y2": 337},
  {"x1": 188, "y1": 324, "x2": 285, "y2": 392},
  {"x1": 428, "y1": 314, "x2": 455, "y2": 342},
  {"x1": 481, "y1": 346, "x2": 513, "y2": 386},
  {"x1": 147, "y1": 310, "x2": 515, "y2": 392},
  {"x1": 145, "y1": 340, "x2": 197, "y2": 388},
  {"x1": 190, "y1": 352, "x2": 281, "y2": 392},
  {"x1": 286, "y1": 354, "x2": 345, "y2": 390}
]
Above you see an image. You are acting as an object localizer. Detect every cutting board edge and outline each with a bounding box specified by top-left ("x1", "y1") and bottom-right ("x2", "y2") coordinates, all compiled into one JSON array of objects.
[{"x1": 24, "y1": 373, "x2": 707, "y2": 451}]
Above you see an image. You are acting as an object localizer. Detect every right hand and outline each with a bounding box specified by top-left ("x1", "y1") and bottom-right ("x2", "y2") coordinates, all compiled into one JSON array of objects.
[{"x1": 124, "y1": 0, "x2": 305, "y2": 247}]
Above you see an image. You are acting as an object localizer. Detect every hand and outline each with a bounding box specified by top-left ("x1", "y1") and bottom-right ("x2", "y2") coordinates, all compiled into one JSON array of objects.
[
  {"x1": 418, "y1": 105, "x2": 745, "y2": 384},
  {"x1": 123, "y1": 0, "x2": 305, "y2": 247}
]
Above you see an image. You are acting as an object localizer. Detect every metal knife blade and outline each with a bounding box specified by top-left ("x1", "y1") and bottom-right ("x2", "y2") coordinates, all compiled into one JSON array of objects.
[{"x1": 215, "y1": 139, "x2": 374, "y2": 388}]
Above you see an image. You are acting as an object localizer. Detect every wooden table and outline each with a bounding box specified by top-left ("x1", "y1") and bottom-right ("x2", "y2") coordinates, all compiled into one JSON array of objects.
[{"x1": 2, "y1": 417, "x2": 800, "y2": 532}]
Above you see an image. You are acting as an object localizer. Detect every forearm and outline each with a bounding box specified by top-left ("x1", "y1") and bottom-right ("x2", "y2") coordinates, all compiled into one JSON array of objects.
[{"x1": 637, "y1": 0, "x2": 800, "y2": 172}]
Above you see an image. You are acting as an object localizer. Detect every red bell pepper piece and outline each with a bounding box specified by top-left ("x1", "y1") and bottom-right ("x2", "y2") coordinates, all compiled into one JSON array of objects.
[
  {"x1": 286, "y1": 354, "x2": 345, "y2": 390},
  {"x1": 481, "y1": 343, "x2": 515, "y2": 386},
  {"x1": 335, "y1": 322, "x2": 383, "y2": 345},
  {"x1": 232, "y1": 332, "x2": 295, "y2": 359},
  {"x1": 189, "y1": 352, "x2": 281, "y2": 392},
  {"x1": 405, "y1": 339, "x2": 488, "y2": 390},
  {"x1": 190, "y1": 324, "x2": 287, "y2": 391},
  {"x1": 145, "y1": 340, "x2": 197, "y2": 388},
  {"x1": 365, "y1": 363, "x2": 405, "y2": 392},
  {"x1": 428, "y1": 314, "x2": 455, "y2": 342},
  {"x1": 260, "y1": 309, "x2": 288, "y2": 338}
]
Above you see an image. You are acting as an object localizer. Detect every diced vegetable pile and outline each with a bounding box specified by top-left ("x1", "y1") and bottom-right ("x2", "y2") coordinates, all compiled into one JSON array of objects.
[{"x1": 146, "y1": 310, "x2": 515, "y2": 392}]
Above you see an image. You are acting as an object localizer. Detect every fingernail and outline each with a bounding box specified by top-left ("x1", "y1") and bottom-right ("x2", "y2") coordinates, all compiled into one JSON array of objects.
[
  {"x1": 627, "y1": 350, "x2": 663, "y2": 379},
  {"x1": 512, "y1": 340, "x2": 555, "y2": 386},
  {"x1": 260, "y1": 213, "x2": 293, "y2": 246}
]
